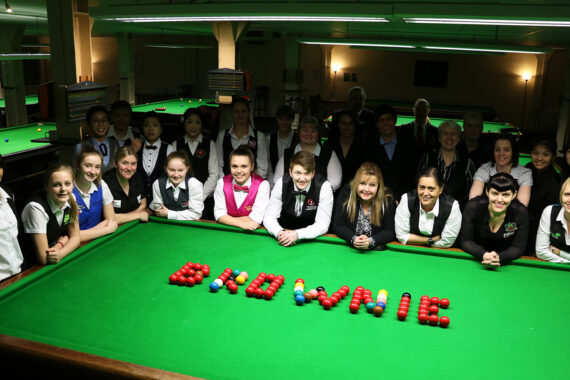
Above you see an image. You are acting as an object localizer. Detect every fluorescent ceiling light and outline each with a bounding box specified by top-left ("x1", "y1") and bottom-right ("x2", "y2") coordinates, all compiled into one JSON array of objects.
[
  {"x1": 403, "y1": 18, "x2": 570, "y2": 27},
  {"x1": 423, "y1": 46, "x2": 546, "y2": 54},
  {"x1": 144, "y1": 44, "x2": 213, "y2": 49},
  {"x1": 103, "y1": 16, "x2": 388, "y2": 23},
  {"x1": 301, "y1": 41, "x2": 415, "y2": 49},
  {"x1": 0, "y1": 53, "x2": 50, "y2": 60}
]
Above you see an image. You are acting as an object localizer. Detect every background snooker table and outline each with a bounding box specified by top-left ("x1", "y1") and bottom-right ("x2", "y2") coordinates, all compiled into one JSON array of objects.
[
  {"x1": 131, "y1": 98, "x2": 218, "y2": 115},
  {"x1": 1, "y1": 219, "x2": 569, "y2": 379},
  {"x1": 0, "y1": 122, "x2": 56, "y2": 160}
]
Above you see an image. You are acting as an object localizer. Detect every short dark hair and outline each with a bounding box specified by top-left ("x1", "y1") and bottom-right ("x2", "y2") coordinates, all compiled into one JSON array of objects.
[
  {"x1": 182, "y1": 108, "x2": 205, "y2": 126},
  {"x1": 229, "y1": 145, "x2": 255, "y2": 167},
  {"x1": 85, "y1": 105, "x2": 108, "y2": 125},
  {"x1": 110, "y1": 100, "x2": 132, "y2": 114},
  {"x1": 491, "y1": 134, "x2": 520, "y2": 167},
  {"x1": 142, "y1": 111, "x2": 162, "y2": 126},
  {"x1": 0, "y1": 154, "x2": 4, "y2": 170},
  {"x1": 231, "y1": 96, "x2": 250, "y2": 112},
  {"x1": 487, "y1": 172, "x2": 518, "y2": 193},
  {"x1": 374, "y1": 104, "x2": 397, "y2": 125},
  {"x1": 275, "y1": 105, "x2": 294, "y2": 120},
  {"x1": 165, "y1": 150, "x2": 193, "y2": 176},
  {"x1": 531, "y1": 137, "x2": 556, "y2": 155},
  {"x1": 416, "y1": 166, "x2": 444, "y2": 188}
]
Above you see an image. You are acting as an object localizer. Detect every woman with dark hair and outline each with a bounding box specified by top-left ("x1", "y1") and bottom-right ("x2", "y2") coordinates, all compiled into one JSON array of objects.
[
  {"x1": 74, "y1": 105, "x2": 120, "y2": 174},
  {"x1": 274, "y1": 116, "x2": 342, "y2": 191},
  {"x1": 461, "y1": 173, "x2": 529, "y2": 267},
  {"x1": 524, "y1": 138, "x2": 560, "y2": 254},
  {"x1": 323, "y1": 110, "x2": 365, "y2": 187},
  {"x1": 333, "y1": 162, "x2": 396, "y2": 250},
  {"x1": 395, "y1": 167, "x2": 462, "y2": 248},
  {"x1": 469, "y1": 134, "x2": 532, "y2": 205},
  {"x1": 216, "y1": 96, "x2": 268, "y2": 179}
]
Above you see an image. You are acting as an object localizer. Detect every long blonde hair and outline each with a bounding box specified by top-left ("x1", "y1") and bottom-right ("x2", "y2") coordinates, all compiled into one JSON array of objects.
[
  {"x1": 44, "y1": 164, "x2": 79, "y2": 224},
  {"x1": 344, "y1": 162, "x2": 390, "y2": 226}
]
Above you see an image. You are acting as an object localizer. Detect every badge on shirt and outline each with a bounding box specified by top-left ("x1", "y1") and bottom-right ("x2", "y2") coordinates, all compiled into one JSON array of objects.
[
  {"x1": 503, "y1": 222, "x2": 517, "y2": 238},
  {"x1": 196, "y1": 149, "x2": 206, "y2": 158},
  {"x1": 63, "y1": 213, "x2": 71, "y2": 225},
  {"x1": 247, "y1": 138, "x2": 257, "y2": 150},
  {"x1": 113, "y1": 200, "x2": 122, "y2": 209},
  {"x1": 77, "y1": 204, "x2": 85, "y2": 214},
  {"x1": 245, "y1": 205, "x2": 252, "y2": 212},
  {"x1": 551, "y1": 232, "x2": 561, "y2": 239},
  {"x1": 306, "y1": 198, "x2": 317, "y2": 211},
  {"x1": 181, "y1": 201, "x2": 189, "y2": 208}
]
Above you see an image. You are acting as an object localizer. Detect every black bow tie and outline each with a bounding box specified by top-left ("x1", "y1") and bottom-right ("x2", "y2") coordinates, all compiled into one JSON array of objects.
[
  {"x1": 294, "y1": 190, "x2": 307, "y2": 196},
  {"x1": 145, "y1": 145, "x2": 157, "y2": 150}
]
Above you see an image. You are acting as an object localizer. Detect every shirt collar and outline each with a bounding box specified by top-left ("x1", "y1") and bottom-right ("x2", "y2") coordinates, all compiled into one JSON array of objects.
[
  {"x1": 229, "y1": 125, "x2": 255, "y2": 138},
  {"x1": 145, "y1": 138, "x2": 162, "y2": 147},
  {"x1": 420, "y1": 198, "x2": 440, "y2": 217},
  {"x1": 167, "y1": 178, "x2": 187, "y2": 190},
  {"x1": 294, "y1": 143, "x2": 321, "y2": 156},
  {"x1": 232, "y1": 176, "x2": 252, "y2": 187},
  {"x1": 380, "y1": 134, "x2": 397, "y2": 145},
  {"x1": 74, "y1": 181, "x2": 98, "y2": 196},
  {"x1": 556, "y1": 207, "x2": 569, "y2": 231},
  {"x1": 293, "y1": 182, "x2": 311, "y2": 193},
  {"x1": 47, "y1": 194, "x2": 70, "y2": 213},
  {"x1": 0, "y1": 187, "x2": 11, "y2": 202},
  {"x1": 185, "y1": 134, "x2": 203, "y2": 144}
]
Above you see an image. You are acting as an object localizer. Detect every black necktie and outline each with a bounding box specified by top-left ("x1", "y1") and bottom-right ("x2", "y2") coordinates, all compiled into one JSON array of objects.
[
  {"x1": 146, "y1": 145, "x2": 157, "y2": 150},
  {"x1": 99, "y1": 144, "x2": 108, "y2": 157}
]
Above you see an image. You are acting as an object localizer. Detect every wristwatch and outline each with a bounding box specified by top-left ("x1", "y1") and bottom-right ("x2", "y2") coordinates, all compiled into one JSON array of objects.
[{"x1": 427, "y1": 238, "x2": 435, "y2": 246}]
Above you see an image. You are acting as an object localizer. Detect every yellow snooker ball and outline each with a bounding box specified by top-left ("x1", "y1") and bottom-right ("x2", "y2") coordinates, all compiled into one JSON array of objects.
[{"x1": 37, "y1": 128, "x2": 42, "y2": 132}]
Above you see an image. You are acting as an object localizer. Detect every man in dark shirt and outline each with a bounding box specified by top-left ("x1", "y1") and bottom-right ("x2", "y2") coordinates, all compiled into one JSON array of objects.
[
  {"x1": 458, "y1": 112, "x2": 491, "y2": 169},
  {"x1": 365, "y1": 104, "x2": 416, "y2": 200},
  {"x1": 330, "y1": 86, "x2": 375, "y2": 140},
  {"x1": 399, "y1": 98, "x2": 439, "y2": 157}
]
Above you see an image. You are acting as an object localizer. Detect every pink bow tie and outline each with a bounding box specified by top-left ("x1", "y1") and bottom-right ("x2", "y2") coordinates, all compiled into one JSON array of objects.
[{"x1": 233, "y1": 184, "x2": 249, "y2": 192}]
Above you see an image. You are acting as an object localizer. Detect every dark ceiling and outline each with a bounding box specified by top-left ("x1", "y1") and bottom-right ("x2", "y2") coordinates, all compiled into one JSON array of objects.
[{"x1": 1, "y1": 1, "x2": 570, "y2": 52}]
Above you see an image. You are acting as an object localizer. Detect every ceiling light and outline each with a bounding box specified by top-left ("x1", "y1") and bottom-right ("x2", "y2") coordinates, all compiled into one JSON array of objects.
[
  {"x1": 422, "y1": 46, "x2": 547, "y2": 54},
  {"x1": 403, "y1": 17, "x2": 570, "y2": 27},
  {"x1": 103, "y1": 16, "x2": 388, "y2": 23},
  {"x1": 5, "y1": 0, "x2": 12, "y2": 13},
  {"x1": 300, "y1": 41, "x2": 415, "y2": 49}
]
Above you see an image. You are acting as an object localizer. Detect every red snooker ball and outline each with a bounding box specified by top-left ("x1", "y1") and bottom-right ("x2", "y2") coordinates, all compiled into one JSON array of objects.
[
  {"x1": 418, "y1": 314, "x2": 429, "y2": 324},
  {"x1": 194, "y1": 274, "x2": 203, "y2": 284},
  {"x1": 176, "y1": 276, "x2": 186, "y2": 286},
  {"x1": 439, "y1": 316, "x2": 450, "y2": 328},
  {"x1": 263, "y1": 290, "x2": 274, "y2": 300},
  {"x1": 169, "y1": 274, "x2": 178, "y2": 284},
  {"x1": 429, "y1": 305, "x2": 439, "y2": 315},
  {"x1": 430, "y1": 297, "x2": 440, "y2": 305},
  {"x1": 245, "y1": 287, "x2": 255, "y2": 297},
  {"x1": 186, "y1": 277, "x2": 195, "y2": 287},
  {"x1": 349, "y1": 304, "x2": 359, "y2": 313},
  {"x1": 440, "y1": 298, "x2": 450, "y2": 309},
  {"x1": 322, "y1": 299, "x2": 333, "y2": 310},
  {"x1": 397, "y1": 310, "x2": 407, "y2": 321},
  {"x1": 193, "y1": 263, "x2": 202, "y2": 271},
  {"x1": 329, "y1": 296, "x2": 339, "y2": 306},
  {"x1": 254, "y1": 288, "x2": 265, "y2": 299},
  {"x1": 429, "y1": 314, "x2": 439, "y2": 326}
]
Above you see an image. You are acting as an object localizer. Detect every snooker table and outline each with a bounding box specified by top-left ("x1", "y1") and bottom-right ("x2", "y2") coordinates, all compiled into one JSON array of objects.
[
  {"x1": 1, "y1": 218, "x2": 569, "y2": 379},
  {"x1": 0, "y1": 122, "x2": 57, "y2": 161},
  {"x1": 131, "y1": 98, "x2": 219, "y2": 142},
  {"x1": 0, "y1": 95, "x2": 39, "y2": 109}
]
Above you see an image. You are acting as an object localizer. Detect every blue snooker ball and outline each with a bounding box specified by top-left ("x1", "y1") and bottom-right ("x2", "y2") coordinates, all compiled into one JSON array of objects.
[
  {"x1": 209, "y1": 282, "x2": 220, "y2": 292},
  {"x1": 295, "y1": 295, "x2": 305, "y2": 305}
]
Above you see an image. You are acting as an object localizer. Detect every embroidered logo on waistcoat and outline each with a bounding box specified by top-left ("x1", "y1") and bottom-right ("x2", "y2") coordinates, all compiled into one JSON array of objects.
[{"x1": 196, "y1": 149, "x2": 206, "y2": 158}]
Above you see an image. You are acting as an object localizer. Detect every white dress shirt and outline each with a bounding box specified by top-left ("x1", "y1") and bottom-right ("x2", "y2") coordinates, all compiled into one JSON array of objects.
[
  {"x1": 264, "y1": 178, "x2": 333, "y2": 240},
  {"x1": 273, "y1": 144, "x2": 343, "y2": 191},
  {"x1": 151, "y1": 177, "x2": 204, "y2": 220},
  {"x1": 395, "y1": 193, "x2": 462, "y2": 248},
  {"x1": 170, "y1": 134, "x2": 219, "y2": 200},
  {"x1": 22, "y1": 195, "x2": 71, "y2": 234},
  {"x1": 108, "y1": 125, "x2": 136, "y2": 147},
  {"x1": 213, "y1": 176, "x2": 270, "y2": 224},
  {"x1": 0, "y1": 187, "x2": 23, "y2": 281},
  {"x1": 215, "y1": 125, "x2": 269, "y2": 179},
  {"x1": 536, "y1": 205, "x2": 570, "y2": 263},
  {"x1": 141, "y1": 138, "x2": 175, "y2": 176}
]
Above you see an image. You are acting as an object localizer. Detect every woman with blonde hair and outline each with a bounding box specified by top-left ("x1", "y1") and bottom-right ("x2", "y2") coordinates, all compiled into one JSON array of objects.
[{"x1": 332, "y1": 162, "x2": 396, "y2": 250}]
